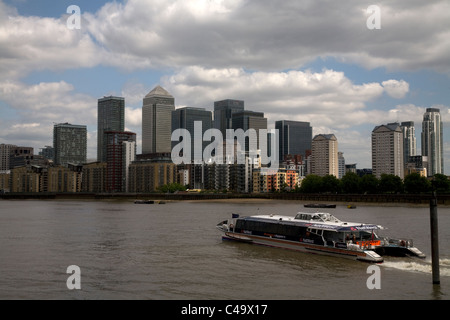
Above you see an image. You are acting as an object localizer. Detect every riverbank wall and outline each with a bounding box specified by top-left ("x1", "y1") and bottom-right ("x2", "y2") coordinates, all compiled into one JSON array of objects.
[{"x1": 2, "y1": 192, "x2": 450, "y2": 205}]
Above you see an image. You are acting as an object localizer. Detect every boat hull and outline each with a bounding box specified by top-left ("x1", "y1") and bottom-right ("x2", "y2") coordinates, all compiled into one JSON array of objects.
[
  {"x1": 375, "y1": 246, "x2": 426, "y2": 258},
  {"x1": 221, "y1": 230, "x2": 383, "y2": 263}
]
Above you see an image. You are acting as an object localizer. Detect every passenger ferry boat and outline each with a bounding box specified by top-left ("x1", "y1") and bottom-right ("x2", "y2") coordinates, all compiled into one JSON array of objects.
[{"x1": 216, "y1": 212, "x2": 426, "y2": 263}]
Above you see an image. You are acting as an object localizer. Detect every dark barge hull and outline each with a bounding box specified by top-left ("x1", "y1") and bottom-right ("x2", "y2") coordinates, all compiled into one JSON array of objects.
[{"x1": 304, "y1": 204, "x2": 336, "y2": 208}]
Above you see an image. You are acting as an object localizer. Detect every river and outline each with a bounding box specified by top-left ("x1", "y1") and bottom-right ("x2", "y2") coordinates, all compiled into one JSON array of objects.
[{"x1": 0, "y1": 199, "x2": 449, "y2": 301}]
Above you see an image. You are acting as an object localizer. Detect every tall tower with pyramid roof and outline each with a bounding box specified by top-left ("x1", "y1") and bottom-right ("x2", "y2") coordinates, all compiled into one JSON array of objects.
[{"x1": 142, "y1": 85, "x2": 175, "y2": 154}]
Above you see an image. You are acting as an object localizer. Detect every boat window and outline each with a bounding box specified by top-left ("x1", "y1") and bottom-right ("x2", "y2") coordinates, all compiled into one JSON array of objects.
[
  {"x1": 309, "y1": 228, "x2": 323, "y2": 236},
  {"x1": 295, "y1": 213, "x2": 311, "y2": 220},
  {"x1": 360, "y1": 231, "x2": 377, "y2": 240},
  {"x1": 323, "y1": 230, "x2": 340, "y2": 242},
  {"x1": 237, "y1": 219, "x2": 306, "y2": 238}
]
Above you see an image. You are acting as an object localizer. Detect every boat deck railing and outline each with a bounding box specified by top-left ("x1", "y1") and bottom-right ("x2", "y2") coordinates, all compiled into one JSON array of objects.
[{"x1": 381, "y1": 237, "x2": 414, "y2": 248}]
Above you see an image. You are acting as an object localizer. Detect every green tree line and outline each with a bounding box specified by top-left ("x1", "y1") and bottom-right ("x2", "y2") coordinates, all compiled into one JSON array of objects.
[
  {"x1": 297, "y1": 172, "x2": 450, "y2": 194},
  {"x1": 156, "y1": 183, "x2": 188, "y2": 193}
]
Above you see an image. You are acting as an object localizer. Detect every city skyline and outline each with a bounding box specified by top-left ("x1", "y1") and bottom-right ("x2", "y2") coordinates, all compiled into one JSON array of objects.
[
  {"x1": 1, "y1": 87, "x2": 444, "y2": 166},
  {"x1": 0, "y1": 84, "x2": 445, "y2": 178},
  {"x1": 0, "y1": 1, "x2": 449, "y2": 172}
]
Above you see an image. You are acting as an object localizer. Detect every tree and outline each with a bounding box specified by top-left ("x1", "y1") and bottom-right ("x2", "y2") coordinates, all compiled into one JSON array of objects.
[
  {"x1": 280, "y1": 182, "x2": 290, "y2": 193},
  {"x1": 360, "y1": 174, "x2": 379, "y2": 194},
  {"x1": 432, "y1": 174, "x2": 450, "y2": 193},
  {"x1": 404, "y1": 173, "x2": 431, "y2": 194},
  {"x1": 341, "y1": 172, "x2": 360, "y2": 194},
  {"x1": 157, "y1": 183, "x2": 187, "y2": 193},
  {"x1": 300, "y1": 175, "x2": 322, "y2": 193},
  {"x1": 321, "y1": 174, "x2": 341, "y2": 193},
  {"x1": 379, "y1": 174, "x2": 403, "y2": 194}
]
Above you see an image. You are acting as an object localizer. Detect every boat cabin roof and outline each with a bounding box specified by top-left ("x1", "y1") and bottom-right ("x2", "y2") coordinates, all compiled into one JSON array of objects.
[
  {"x1": 241, "y1": 212, "x2": 382, "y2": 232},
  {"x1": 295, "y1": 212, "x2": 341, "y2": 222}
]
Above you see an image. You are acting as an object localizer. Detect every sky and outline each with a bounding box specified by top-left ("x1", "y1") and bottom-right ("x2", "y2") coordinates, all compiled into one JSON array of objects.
[{"x1": 1, "y1": 0, "x2": 449, "y2": 172}]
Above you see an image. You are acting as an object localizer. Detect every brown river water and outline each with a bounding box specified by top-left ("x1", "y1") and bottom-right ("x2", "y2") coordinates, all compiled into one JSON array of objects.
[{"x1": 0, "y1": 199, "x2": 449, "y2": 301}]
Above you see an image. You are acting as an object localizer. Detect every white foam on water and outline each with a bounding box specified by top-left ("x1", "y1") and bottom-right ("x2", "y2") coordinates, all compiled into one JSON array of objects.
[
  {"x1": 382, "y1": 258, "x2": 450, "y2": 277},
  {"x1": 439, "y1": 258, "x2": 450, "y2": 267}
]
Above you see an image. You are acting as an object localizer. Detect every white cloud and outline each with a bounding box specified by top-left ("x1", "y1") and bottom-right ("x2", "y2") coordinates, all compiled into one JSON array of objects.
[
  {"x1": 125, "y1": 107, "x2": 142, "y2": 128},
  {"x1": 2, "y1": 0, "x2": 450, "y2": 79},
  {"x1": 0, "y1": 80, "x2": 96, "y2": 120},
  {"x1": 162, "y1": 66, "x2": 410, "y2": 129},
  {"x1": 0, "y1": 80, "x2": 96, "y2": 155},
  {"x1": 0, "y1": 121, "x2": 52, "y2": 147},
  {"x1": 120, "y1": 80, "x2": 149, "y2": 107},
  {"x1": 0, "y1": 5, "x2": 101, "y2": 80},
  {"x1": 382, "y1": 80, "x2": 409, "y2": 99},
  {"x1": 83, "y1": 0, "x2": 450, "y2": 73},
  {"x1": 387, "y1": 104, "x2": 426, "y2": 123},
  {"x1": 12, "y1": 123, "x2": 40, "y2": 129}
]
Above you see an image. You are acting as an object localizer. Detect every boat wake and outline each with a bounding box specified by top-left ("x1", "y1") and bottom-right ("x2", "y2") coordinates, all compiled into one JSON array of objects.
[{"x1": 382, "y1": 258, "x2": 450, "y2": 277}]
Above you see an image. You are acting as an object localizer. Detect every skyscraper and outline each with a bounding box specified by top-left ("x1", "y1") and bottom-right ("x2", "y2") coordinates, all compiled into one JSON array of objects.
[
  {"x1": 400, "y1": 121, "x2": 417, "y2": 169},
  {"x1": 172, "y1": 107, "x2": 212, "y2": 162},
  {"x1": 39, "y1": 146, "x2": 54, "y2": 161},
  {"x1": 311, "y1": 134, "x2": 338, "y2": 177},
  {"x1": 372, "y1": 123, "x2": 404, "y2": 179},
  {"x1": 213, "y1": 99, "x2": 245, "y2": 137},
  {"x1": 338, "y1": 152, "x2": 345, "y2": 179},
  {"x1": 422, "y1": 108, "x2": 443, "y2": 176},
  {"x1": 9, "y1": 146, "x2": 35, "y2": 169},
  {"x1": 97, "y1": 96, "x2": 125, "y2": 162},
  {"x1": 142, "y1": 86, "x2": 175, "y2": 154},
  {"x1": 275, "y1": 120, "x2": 312, "y2": 161},
  {"x1": 0, "y1": 144, "x2": 16, "y2": 171},
  {"x1": 122, "y1": 140, "x2": 136, "y2": 193},
  {"x1": 231, "y1": 110, "x2": 267, "y2": 152},
  {"x1": 105, "y1": 131, "x2": 136, "y2": 192},
  {"x1": 53, "y1": 123, "x2": 87, "y2": 166}
]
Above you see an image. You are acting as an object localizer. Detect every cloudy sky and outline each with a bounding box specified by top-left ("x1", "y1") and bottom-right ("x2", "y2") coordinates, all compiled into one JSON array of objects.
[{"x1": 1, "y1": 0, "x2": 449, "y2": 171}]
